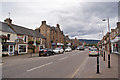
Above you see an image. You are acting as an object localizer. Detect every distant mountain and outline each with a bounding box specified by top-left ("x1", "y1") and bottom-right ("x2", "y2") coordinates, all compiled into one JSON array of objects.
[{"x1": 78, "y1": 39, "x2": 100, "y2": 44}]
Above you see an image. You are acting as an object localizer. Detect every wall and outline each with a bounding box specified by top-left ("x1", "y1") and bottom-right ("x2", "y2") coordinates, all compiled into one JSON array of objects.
[{"x1": 2, "y1": 31, "x2": 17, "y2": 42}]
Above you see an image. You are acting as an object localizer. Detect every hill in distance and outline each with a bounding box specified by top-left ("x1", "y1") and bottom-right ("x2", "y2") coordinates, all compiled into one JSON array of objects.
[{"x1": 79, "y1": 39, "x2": 100, "y2": 44}]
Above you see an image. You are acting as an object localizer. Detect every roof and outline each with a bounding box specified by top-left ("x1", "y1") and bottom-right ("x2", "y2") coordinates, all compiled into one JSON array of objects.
[
  {"x1": 0, "y1": 21, "x2": 16, "y2": 34},
  {"x1": 0, "y1": 21, "x2": 45, "y2": 39},
  {"x1": 11, "y1": 24, "x2": 45, "y2": 38}
]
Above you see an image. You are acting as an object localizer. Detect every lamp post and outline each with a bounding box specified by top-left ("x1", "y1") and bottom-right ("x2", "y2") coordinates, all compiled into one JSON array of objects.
[{"x1": 102, "y1": 18, "x2": 111, "y2": 68}]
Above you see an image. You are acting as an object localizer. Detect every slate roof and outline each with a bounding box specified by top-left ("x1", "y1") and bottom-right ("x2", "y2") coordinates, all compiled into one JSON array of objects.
[
  {"x1": 0, "y1": 21, "x2": 16, "y2": 34},
  {"x1": 0, "y1": 21, "x2": 45, "y2": 39},
  {"x1": 11, "y1": 24, "x2": 46, "y2": 39}
]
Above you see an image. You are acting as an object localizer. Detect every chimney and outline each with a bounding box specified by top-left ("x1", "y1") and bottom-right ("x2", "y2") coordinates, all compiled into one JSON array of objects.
[
  {"x1": 42, "y1": 21, "x2": 46, "y2": 25},
  {"x1": 57, "y1": 24, "x2": 60, "y2": 28},
  {"x1": 111, "y1": 29, "x2": 115, "y2": 32},
  {"x1": 4, "y1": 18, "x2": 12, "y2": 25},
  {"x1": 117, "y1": 22, "x2": 120, "y2": 28},
  {"x1": 66, "y1": 35, "x2": 69, "y2": 38}
]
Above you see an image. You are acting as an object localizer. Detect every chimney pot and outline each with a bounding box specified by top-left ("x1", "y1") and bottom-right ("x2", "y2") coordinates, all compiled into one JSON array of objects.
[
  {"x1": 4, "y1": 18, "x2": 12, "y2": 24},
  {"x1": 42, "y1": 21, "x2": 46, "y2": 25}
]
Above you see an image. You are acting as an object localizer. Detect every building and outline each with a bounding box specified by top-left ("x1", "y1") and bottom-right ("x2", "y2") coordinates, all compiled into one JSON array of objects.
[
  {"x1": 72, "y1": 37, "x2": 80, "y2": 48},
  {"x1": 98, "y1": 22, "x2": 120, "y2": 54},
  {"x1": 110, "y1": 22, "x2": 120, "y2": 54},
  {"x1": 1, "y1": 18, "x2": 46, "y2": 56},
  {"x1": 0, "y1": 21, "x2": 17, "y2": 56},
  {"x1": 35, "y1": 21, "x2": 65, "y2": 48}
]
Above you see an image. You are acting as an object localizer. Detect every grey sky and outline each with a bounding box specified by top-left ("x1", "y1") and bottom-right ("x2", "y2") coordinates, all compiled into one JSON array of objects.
[{"x1": 0, "y1": 0, "x2": 119, "y2": 40}]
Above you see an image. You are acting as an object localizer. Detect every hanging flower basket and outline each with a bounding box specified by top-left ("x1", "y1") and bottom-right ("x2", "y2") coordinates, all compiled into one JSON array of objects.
[
  {"x1": 28, "y1": 45, "x2": 35, "y2": 50},
  {"x1": 36, "y1": 40, "x2": 40, "y2": 45},
  {"x1": 1, "y1": 35, "x2": 8, "y2": 42},
  {"x1": 28, "y1": 41, "x2": 34, "y2": 44},
  {"x1": 1, "y1": 35, "x2": 8, "y2": 39}
]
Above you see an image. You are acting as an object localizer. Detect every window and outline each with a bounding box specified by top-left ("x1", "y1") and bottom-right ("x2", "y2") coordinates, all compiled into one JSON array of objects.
[
  {"x1": 24, "y1": 36, "x2": 26, "y2": 42},
  {"x1": 2, "y1": 45, "x2": 8, "y2": 52},
  {"x1": 7, "y1": 34, "x2": 10, "y2": 40},
  {"x1": 19, "y1": 45, "x2": 27, "y2": 53}
]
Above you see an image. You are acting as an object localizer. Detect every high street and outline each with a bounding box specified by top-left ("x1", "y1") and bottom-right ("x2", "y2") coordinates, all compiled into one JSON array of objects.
[{"x1": 2, "y1": 49, "x2": 118, "y2": 78}]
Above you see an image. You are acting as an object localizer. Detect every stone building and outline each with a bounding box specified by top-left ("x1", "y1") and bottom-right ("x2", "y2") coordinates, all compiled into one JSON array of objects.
[
  {"x1": 72, "y1": 37, "x2": 80, "y2": 48},
  {"x1": 36, "y1": 21, "x2": 65, "y2": 48},
  {"x1": 1, "y1": 18, "x2": 46, "y2": 56}
]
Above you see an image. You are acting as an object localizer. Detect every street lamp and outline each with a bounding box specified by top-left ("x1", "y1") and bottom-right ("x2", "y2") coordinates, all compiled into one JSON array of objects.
[{"x1": 102, "y1": 18, "x2": 111, "y2": 68}]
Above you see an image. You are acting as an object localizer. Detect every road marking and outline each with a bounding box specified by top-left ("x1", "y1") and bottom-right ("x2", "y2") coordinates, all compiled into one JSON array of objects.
[
  {"x1": 59, "y1": 56, "x2": 68, "y2": 61},
  {"x1": 71, "y1": 57, "x2": 88, "y2": 78},
  {"x1": 27, "y1": 62, "x2": 53, "y2": 72},
  {"x1": 71, "y1": 54, "x2": 76, "y2": 56}
]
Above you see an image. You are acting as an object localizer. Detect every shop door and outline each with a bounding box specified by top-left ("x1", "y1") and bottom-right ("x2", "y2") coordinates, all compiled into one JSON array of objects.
[{"x1": 9, "y1": 45, "x2": 14, "y2": 55}]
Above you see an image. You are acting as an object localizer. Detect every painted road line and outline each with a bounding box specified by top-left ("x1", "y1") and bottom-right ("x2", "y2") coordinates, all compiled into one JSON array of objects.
[
  {"x1": 71, "y1": 57, "x2": 88, "y2": 78},
  {"x1": 59, "y1": 56, "x2": 68, "y2": 61},
  {"x1": 71, "y1": 54, "x2": 76, "y2": 56},
  {"x1": 27, "y1": 62, "x2": 53, "y2": 72}
]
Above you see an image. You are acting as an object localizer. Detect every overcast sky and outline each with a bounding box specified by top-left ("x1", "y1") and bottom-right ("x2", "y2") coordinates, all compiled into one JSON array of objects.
[{"x1": 0, "y1": 0, "x2": 119, "y2": 40}]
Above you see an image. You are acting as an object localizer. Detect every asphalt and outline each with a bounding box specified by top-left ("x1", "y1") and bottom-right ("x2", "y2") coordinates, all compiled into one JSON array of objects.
[{"x1": 2, "y1": 49, "x2": 118, "y2": 78}]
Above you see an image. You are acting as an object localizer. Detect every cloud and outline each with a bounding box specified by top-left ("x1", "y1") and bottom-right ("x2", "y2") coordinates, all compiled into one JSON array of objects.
[
  {"x1": 1, "y1": 1, "x2": 118, "y2": 40},
  {"x1": 53, "y1": 2, "x2": 118, "y2": 39}
]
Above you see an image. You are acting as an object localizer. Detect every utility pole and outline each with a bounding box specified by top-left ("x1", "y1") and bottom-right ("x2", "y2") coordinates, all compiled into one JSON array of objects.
[{"x1": 102, "y1": 18, "x2": 111, "y2": 68}]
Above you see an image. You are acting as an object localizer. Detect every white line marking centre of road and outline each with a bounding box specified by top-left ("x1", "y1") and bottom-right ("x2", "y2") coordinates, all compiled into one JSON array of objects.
[{"x1": 27, "y1": 62, "x2": 53, "y2": 72}]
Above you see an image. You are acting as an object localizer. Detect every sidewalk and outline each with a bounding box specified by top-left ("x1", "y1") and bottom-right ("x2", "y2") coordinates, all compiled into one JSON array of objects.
[
  {"x1": 74, "y1": 52, "x2": 118, "y2": 78},
  {"x1": 2, "y1": 53, "x2": 39, "y2": 62}
]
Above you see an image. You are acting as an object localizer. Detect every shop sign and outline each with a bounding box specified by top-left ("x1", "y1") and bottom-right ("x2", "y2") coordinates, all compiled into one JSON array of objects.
[{"x1": 57, "y1": 43, "x2": 63, "y2": 45}]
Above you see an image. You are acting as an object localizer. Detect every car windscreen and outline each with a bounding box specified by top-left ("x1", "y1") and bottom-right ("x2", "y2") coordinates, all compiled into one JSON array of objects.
[{"x1": 90, "y1": 49, "x2": 97, "y2": 51}]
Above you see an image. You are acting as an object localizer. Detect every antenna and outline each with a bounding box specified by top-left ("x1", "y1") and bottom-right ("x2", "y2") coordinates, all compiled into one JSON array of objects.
[{"x1": 8, "y1": 12, "x2": 10, "y2": 18}]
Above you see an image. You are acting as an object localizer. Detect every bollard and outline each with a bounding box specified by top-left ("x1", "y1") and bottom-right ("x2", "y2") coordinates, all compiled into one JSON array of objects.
[
  {"x1": 103, "y1": 51, "x2": 105, "y2": 61},
  {"x1": 108, "y1": 54, "x2": 110, "y2": 68},
  {"x1": 97, "y1": 56, "x2": 100, "y2": 74}
]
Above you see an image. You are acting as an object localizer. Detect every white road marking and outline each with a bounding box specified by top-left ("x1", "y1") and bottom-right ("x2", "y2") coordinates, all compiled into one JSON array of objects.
[
  {"x1": 27, "y1": 62, "x2": 53, "y2": 72},
  {"x1": 71, "y1": 54, "x2": 76, "y2": 56},
  {"x1": 71, "y1": 57, "x2": 88, "y2": 78},
  {"x1": 59, "y1": 56, "x2": 68, "y2": 61}
]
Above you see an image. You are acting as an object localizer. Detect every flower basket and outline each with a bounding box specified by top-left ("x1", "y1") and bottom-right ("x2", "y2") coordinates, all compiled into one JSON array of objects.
[
  {"x1": 1, "y1": 35, "x2": 8, "y2": 42},
  {"x1": 28, "y1": 45, "x2": 35, "y2": 50},
  {"x1": 28, "y1": 41, "x2": 34, "y2": 44},
  {"x1": 36, "y1": 40, "x2": 40, "y2": 45}
]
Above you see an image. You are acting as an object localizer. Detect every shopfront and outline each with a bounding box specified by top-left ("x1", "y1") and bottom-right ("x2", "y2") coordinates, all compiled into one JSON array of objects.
[
  {"x1": 111, "y1": 36, "x2": 120, "y2": 54},
  {"x1": 18, "y1": 44, "x2": 27, "y2": 54},
  {"x1": 2, "y1": 42, "x2": 15, "y2": 55}
]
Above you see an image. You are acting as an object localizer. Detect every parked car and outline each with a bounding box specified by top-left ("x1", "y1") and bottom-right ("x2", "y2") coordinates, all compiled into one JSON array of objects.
[
  {"x1": 65, "y1": 47, "x2": 72, "y2": 52},
  {"x1": 39, "y1": 48, "x2": 54, "y2": 56},
  {"x1": 88, "y1": 47, "x2": 91, "y2": 50},
  {"x1": 77, "y1": 47, "x2": 80, "y2": 50},
  {"x1": 53, "y1": 48, "x2": 64, "y2": 54},
  {"x1": 89, "y1": 48, "x2": 99, "y2": 56},
  {"x1": 79, "y1": 46, "x2": 85, "y2": 50}
]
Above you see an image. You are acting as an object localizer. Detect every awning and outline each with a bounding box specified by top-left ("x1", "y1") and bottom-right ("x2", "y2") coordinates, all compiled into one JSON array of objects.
[{"x1": 2, "y1": 42, "x2": 16, "y2": 45}]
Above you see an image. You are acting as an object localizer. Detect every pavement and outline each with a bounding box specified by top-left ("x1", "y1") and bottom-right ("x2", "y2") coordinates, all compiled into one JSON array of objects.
[{"x1": 2, "y1": 49, "x2": 118, "y2": 79}]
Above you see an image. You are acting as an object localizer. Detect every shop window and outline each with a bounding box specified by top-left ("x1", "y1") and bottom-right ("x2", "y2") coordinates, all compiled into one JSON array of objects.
[
  {"x1": 2, "y1": 45, "x2": 8, "y2": 52},
  {"x1": 10, "y1": 46, "x2": 13, "y2": 52},
  {"x1": 19, "y1": 45, "x2": 26, "y2": 53}
]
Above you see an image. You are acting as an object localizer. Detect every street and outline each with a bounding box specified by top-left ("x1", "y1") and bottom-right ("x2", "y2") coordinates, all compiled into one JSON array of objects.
[{"x1": 2, "y1": 49, "x2": 118, "y2": 78}]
